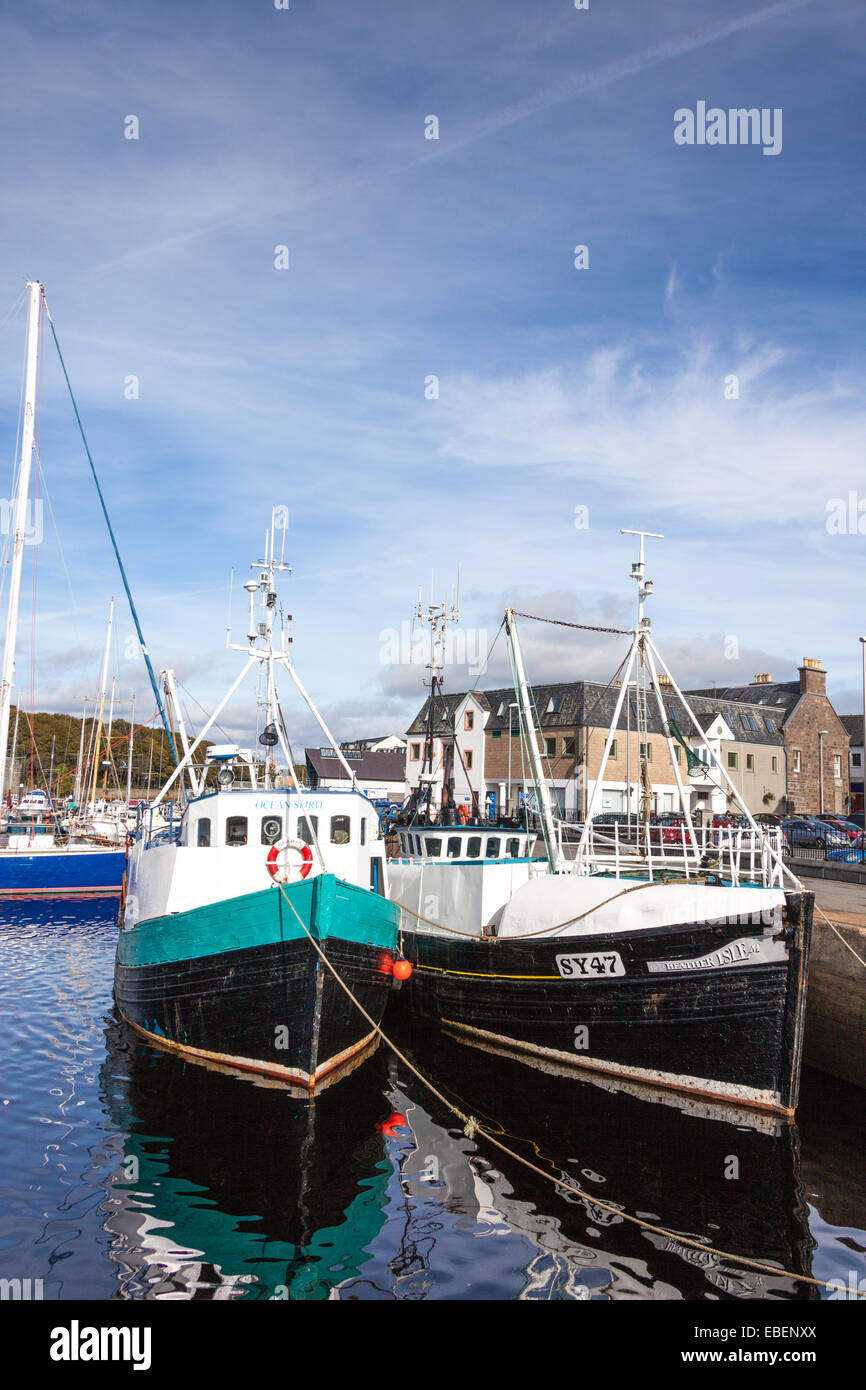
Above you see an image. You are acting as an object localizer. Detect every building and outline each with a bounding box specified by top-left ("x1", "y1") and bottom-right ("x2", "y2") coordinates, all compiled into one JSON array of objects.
[
  {"x1": 687, "y1": 660, "x2": 851, "y2": 816},
  {"x1": 404, "y1": 678, "x2": 787, "y2": 823},
  {"x1": 305, "y1": 746, "x2": 407, "y2": 806},
  {"x1": 840, "y1": 715, "x2": 864, "y2": 814},
  {"x1": 341, "y1": 735, "x2": 406, "y2": 753}
]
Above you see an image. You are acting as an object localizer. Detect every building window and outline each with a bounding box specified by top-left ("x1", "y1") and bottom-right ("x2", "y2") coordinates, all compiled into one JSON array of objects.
[
  {"x1": 793, "y1": 749, "x2": 801, "y2": 772},
  {"x1": 511, "y1": 728, "x2": 519, "y2": 738},
  {"x1": 496, "y1": 702, "x2": 505, "y2": 716},
  {"x1": 546, "y1": 695, "x2": 563, "y2": 714},
  {"x1": 491, "y1": 729, "x2": 502, "y2": 739},
  {"x1": 764, "y1": 717, "x2": 777, "y2": 733},
  {"x1": 464, "y1": 711, "x2": 474, "y2": 731},
  {"x1": 640, "y1": 741, "x2": 652, "y2": 761},
  {"x1": 771, "y1": 756, "x2": 778, "y2": 773},
  {"x1": 853, "y1": 752, "x2": 862, "y2": 767},
  {"x1": 746, "y1": 754, "x2": 754, "y2": 772},
  {"x1": 609, "y1": 739, "x2": 618, "y2": 759},
  {"x1": 197, "y1": 818, "x2": 211, "y2": 847},
  {"x1": 673, "y1": 745, "x2": 681, "y2": 763},
  {"x1": 410, "y1": 743, "x2": 420, "y2": 760},
  {"x1": 330, "y1": 815, "x2": 350, "y2": 845},
  {"x1": 562, "y1": 736, "x2": 575, "y2": 756},
  {"x1": 727, "y1": 752, "x2": 738, "y2": 770},
  {"x1": 544, "y1": 737, "x2": 556, "y2": 757},
  {"x1": 464, "y1": 750, "x2": 473, "y2": 769},
  {"x1": 834, "y1": 754, "x2": 842, "y2": 780}
]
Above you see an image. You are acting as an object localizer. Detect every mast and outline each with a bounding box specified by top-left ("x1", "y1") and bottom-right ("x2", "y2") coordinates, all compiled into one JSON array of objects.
[
  {"x1": 504, "y1": 608, "x2": 560, "y2": 871},
  {"x1": 0, "y1": 282, "x2": 43, "y2": 805},
  {"x1": 126, "y1": 695, "x2": 134, "y2": 805},
  {"x1": 88, "y1": 598, "x2": 115, "y2": 812},
  {"x1": 73, "y1": 697, "x2": 88, "y2": 806}
]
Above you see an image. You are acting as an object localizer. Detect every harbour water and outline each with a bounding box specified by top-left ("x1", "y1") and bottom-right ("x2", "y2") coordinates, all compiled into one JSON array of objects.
[{"x1": 2, "y1": 901, "x2": 865, "y2": 1302}]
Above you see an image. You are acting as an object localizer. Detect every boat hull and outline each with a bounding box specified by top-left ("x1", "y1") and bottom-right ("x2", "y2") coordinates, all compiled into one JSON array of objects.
[
  {"x1": 114, "y1": 873, "x2": 400, "y2": 1089},
  {"x1": 397, "y1": 890, "x2": 813, "y2": 1116},
  {"x1": 0, "y1": 846, "x2": 126, "y2": 897}
]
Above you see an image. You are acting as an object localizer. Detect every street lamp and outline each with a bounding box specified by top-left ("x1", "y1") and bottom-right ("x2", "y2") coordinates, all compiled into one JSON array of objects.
[
  {"x1": 818, "y1": 730, "x2": 828, "y2": 814},
  {"x1": 507, "y1": 702, "x2": 519, "y2": 817}
]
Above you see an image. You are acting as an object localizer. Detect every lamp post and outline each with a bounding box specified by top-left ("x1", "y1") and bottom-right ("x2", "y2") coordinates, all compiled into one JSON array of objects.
[
  {"x1": 818, "y1": 730, "x2": 828, "y2": 814},
  {"x1": 507, "y1": 702, "x2": 518, "y2": 816}
]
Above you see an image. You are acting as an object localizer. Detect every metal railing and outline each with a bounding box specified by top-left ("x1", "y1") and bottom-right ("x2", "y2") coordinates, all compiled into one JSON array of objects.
[{"x1": 568, "y1": 822, "x2": 786, "y2": 888}]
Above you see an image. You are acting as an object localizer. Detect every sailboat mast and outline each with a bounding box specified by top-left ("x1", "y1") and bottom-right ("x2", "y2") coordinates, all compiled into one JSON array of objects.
[
  {"x1": 126, "y1": 695, "x2": 134, "y2": 804},
  {"x1": 88, "y1": 598, "x2": 115, "y2": 811},
  {"x1": 0, "y1": 282, "x2": 43, "y2": 805}
]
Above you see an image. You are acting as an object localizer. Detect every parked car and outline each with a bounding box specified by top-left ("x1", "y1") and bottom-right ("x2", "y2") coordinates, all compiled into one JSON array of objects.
[
  {"x1": 815, "y1": 815, "x2": 862, "y2": 840},
  {"x1": 781, "y1": 816, "x2": 850, "y2": 851}
]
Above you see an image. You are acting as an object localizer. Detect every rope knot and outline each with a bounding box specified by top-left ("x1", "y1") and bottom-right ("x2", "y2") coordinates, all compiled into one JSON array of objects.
[{"x1": 463, "y1": 1116, "x2": 479, "y2": 1139}]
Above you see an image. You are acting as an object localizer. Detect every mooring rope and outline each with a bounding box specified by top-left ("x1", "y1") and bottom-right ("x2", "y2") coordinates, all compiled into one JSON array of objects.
[
  {"x1": 815, "y1": 903, "x2": 866, "y2": 970},
  {"x1": 276, "y1": 880, "x2": 859, "y2": 1297}
]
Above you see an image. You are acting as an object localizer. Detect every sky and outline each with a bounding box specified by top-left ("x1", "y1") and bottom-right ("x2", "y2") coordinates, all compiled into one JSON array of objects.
[{"x1": 0, "y1": 0, "x2": 863, "y2": 752}]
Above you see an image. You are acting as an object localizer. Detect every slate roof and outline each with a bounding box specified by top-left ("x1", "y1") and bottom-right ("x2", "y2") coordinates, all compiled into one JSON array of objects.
[
  {"x1": 406, "y1": 682, "x2": 785, "y2": 745},
  {"x1": 305, "y1": 747, "x2": 406, "y2": 783},
  {"x1": 839, "y1": 715, "x2": 864, "y2": 745},
  {"x1": 686, "y1": 682, "x2": 801, "y2": 714}
]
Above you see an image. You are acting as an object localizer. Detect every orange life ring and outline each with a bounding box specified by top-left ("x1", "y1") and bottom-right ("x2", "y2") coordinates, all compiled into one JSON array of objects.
[{"x1": 266, "y1": 837, "x2": 314, "y2": 883}]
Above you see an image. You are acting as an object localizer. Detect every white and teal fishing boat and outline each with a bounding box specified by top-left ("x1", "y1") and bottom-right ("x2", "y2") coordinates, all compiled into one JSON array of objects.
[{"x1": 115, "y1": 521, "x2": 401, "y2": 1090}]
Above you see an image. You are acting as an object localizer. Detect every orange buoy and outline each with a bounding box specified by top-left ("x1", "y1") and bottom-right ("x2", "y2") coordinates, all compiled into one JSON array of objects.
[{"x1": 392, "y1": 958, "x2": 413, "y2": 981}]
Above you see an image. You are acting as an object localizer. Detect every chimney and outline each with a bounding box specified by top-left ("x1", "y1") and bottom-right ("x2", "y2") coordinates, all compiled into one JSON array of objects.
[
  {"x1": 752, "y1": 673, "x2": 773, "y2": 685},
  {"x1": 658, "y1": 673, "x2": 673, "y2": 687},
  {"x1": 798, "y1": 658, "x2": 826, "y2": 695}
]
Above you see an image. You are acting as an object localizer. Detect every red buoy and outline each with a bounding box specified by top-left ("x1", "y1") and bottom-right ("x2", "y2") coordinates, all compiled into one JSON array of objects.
[
  {"x1": 392, "y1": 958, "x2": 413, "y2": 981},
  {"x1": 379, "y1": 1111, "x2": 407, "y2": 1137}
]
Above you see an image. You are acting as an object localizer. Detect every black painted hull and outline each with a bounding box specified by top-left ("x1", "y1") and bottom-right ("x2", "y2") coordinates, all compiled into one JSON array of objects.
[
  {"x1": 115, "y1": 935, "x2": 396, "y2": 1090},
  {"x1": 397, "y1": 890, "x2": 813, "y2": 1115}
]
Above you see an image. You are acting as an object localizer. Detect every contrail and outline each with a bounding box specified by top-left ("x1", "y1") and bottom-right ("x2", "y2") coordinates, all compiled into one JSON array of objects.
[
  {"x1": 86, "y1": 0, "x2": 813, "y2": 277},
  {"x1": 415, "y1": 0, "x2": 813, "y2": 162}
]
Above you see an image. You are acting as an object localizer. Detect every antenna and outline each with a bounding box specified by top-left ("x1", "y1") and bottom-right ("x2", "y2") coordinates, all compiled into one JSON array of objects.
[{"x1": 620, "y1": 528, "x2": 663, "y2": 627}]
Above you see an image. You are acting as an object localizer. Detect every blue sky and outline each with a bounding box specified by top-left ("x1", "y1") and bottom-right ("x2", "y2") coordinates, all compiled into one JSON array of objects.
[{"x1": 0, "y1": 0, "x2": 863, "y2": 748}]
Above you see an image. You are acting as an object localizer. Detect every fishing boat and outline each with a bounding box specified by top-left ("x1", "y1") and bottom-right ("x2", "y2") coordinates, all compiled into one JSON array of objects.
[
  {"x1": 389, "y1": 532, "x2": 814, "y2": 1117},
  {"x1": 114, "y1": 521, "x2": 401, "y2": 1091}
]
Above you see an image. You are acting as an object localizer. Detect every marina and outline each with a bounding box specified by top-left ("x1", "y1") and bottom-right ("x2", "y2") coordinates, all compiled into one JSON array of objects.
[{"x1": 0, "y1": 2, "x2": 862, "y2": 1348}]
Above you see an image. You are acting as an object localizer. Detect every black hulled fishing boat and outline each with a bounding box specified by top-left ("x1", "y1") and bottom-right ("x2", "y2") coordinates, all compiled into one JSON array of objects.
[{"x1": 389, "y1": 532, "x2": 813, "y2": 1117}]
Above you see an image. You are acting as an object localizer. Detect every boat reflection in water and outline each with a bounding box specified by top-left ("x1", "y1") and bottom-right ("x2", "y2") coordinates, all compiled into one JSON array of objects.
[
  {"x1": 349, "y1": 1022, "x2": 816, "y2": 1301},
  {"x1": 102, "y1": 1007, "x2": 817, "y2": 1300},
  {"x1": 100, "y1": 1017, "x2": 394, "y2": 1299}
]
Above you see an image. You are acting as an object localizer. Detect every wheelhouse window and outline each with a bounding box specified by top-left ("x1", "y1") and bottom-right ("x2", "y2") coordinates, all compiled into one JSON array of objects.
[
  {"x1": 297, "y1": 814, "x2": 318, "y2": 845},
  {"x1": 506, "y1": 837, "x2": 520, "y2": 857},
  {"x1": 425, "y1": 837, "x2": 442, "y2": 857},
  {"x1": 467, "y1": 836, "x2": 481, "y2": 858},
  {"x1": 197, "y1": 818, "x2": 211, "y2": 847},
  {"x1": 330, "y1": 815, "x2": 350, "y2": 845},
  {"x1": 485, "y1": 837, "x2": 501, "y2": 858},
  {"x1": 261, "y1": 815, "x2": 283, "y2": 845},
  {"x1": 226, "y1": 816, "x2": 248, "y2": 845},
  {"x1": 446, "y1": 837, "x2": 462, "y2": 858}
]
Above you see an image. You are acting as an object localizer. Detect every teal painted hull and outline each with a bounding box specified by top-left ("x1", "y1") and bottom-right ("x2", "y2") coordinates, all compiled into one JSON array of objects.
[{"x1": 114, "y1": 875, "x2": 400, "y2": 1088}]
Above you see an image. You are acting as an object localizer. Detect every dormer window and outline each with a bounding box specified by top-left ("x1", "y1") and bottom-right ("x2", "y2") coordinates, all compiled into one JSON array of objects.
[
  {"x1": 464, "y1": 711, "x2": 474, "y2": 731},
  {"x1": 547, "y1": 696, "x2": 563, "y2": 714}
]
